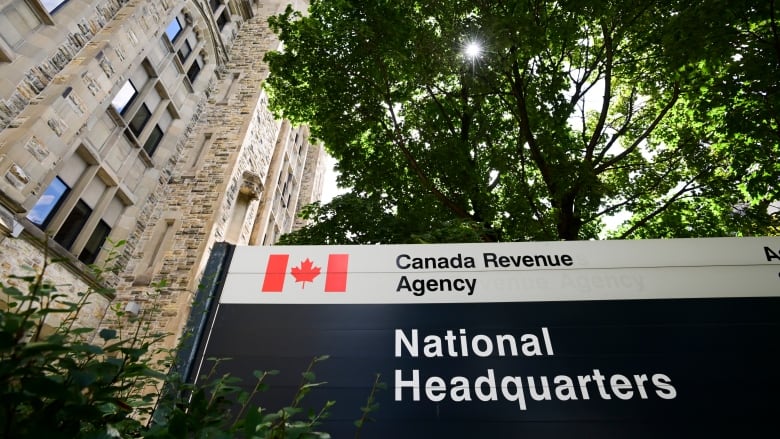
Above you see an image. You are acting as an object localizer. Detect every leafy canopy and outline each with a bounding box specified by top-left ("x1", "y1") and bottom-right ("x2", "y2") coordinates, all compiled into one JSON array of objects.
[{"x1": 265, "y1": 0, "x2": 779, "y2": 243}]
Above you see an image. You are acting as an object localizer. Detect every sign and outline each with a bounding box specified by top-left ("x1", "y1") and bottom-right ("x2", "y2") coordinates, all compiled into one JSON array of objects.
[{"x1": 191, "y1": 237, "x2": 780, "y2": 437}]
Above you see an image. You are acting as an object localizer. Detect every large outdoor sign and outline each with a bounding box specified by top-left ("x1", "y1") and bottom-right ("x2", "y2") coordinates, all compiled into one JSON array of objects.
[{"x1": 192, "y1": 237, "x2": 780, "y2": 437}]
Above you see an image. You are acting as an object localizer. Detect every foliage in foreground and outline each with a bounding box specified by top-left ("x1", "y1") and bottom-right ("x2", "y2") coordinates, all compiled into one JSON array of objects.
[{"x1": 0, "y1": 246, "x2": 378, "y2": 438}]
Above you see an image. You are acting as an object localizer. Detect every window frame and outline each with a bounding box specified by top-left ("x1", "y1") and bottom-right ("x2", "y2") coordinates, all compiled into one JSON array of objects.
[
  {"x1": 26, "y1": 176, "x2": 70, "y2": 228},
  {"x1": 177, "y1": 39, "x2": 192, "y2": 63},
  {"x1": 129, "y1": 103, "x2": 152, "y2": 137},
  {"x1": 111, "y1": 80, "x2": 138, "y2": 115},
  {"x1": 216, "y1": 10, "x2": 229, "y2": 30},
  {"x1": 186, "y1": 56, "x2": 202, "y2": 83},
  {"x1": 53, "y1": 199, "x2": 92, "y2": 250},
  {"x1": 24, "y1": 144, "x2": 126, "y2": 256},
  {"x1": 165, "y1": 16, "x2": 183, "y2": 42},
  {"x1": 78, "y1": 219, "x2": 111, "y2": 264},
  {"x1": 40, "y1": 0, "x2": 69, "y2": 14},
  {"x1": 142, "y1": 124, "x2": 164, "y2": 157}
]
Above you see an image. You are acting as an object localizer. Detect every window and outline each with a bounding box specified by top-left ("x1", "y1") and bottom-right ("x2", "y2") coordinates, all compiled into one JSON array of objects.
[
  {"x1": 78, "y1": 220, "x2": 110, "y2": 264},
  {"x1": 26, "y1": 177, "x2": 69, "y2": 227},
  {"x1": 177, "y1": 40, "x2": 192, "y2": 62},
  {"x1": 164, "y1": 10, "x2": 205, "y2": 87},
  {"x1": 114, "y1": 60, "x2": 178, "y2": 158},
  {"x1": 41, "y1": 0, "x2": 69, "y2": 13},
  {"x1": 129, "y1": 104, "x2": 151, "y2": 136},
  {"x1": 281, "y1": 172, "x2": 293, "y2": 198},
  {"x1": 210, "y1": 0, "x2": 221, "y2": 12},
  {"x1": 26, "y1": 146, "x2": 131, "y2": 266},
  {"x1": 0, "y1": 2, "x2": 42, "y2": 48},
  {"x1": 54, "y1": 200, "x2": 91, "y2": 249},
  {"x1": 217, "y1": 10, "x2": 229, "y2": 30},
  {"x1": 187, "y1": 57, "x2": 202, "y2": 83},
  {"x1": 165, "y1": 17, "x2": 182, "y2": 42},
  {"x1": 143, "y1": 125, "x2": 163, "y2": 156},
  {"x1": 111, "y1": 80, "x2": 137, "y2": 114}
]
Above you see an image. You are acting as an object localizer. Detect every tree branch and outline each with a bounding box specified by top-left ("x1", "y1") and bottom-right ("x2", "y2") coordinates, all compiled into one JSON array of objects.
[
  {"x1": 508, "y1": 56, "x2": 555, "y2": 192},
  {"x1": 586, "y1": 22, "x2": 614, "y2": 162},
  {"x1": 597, "y1": 86, "x2": 637, "y2": 163},
  {"x1": 596, "y1": 83, "x2": 680, "y2": 174},
  {"x1": 618, "y1": 169, "x2": 709, "y2": 239},
  {"x1": 382, "y1": 100, "x2": 471, "y2": 220},
  {"x1": 517, "y1": 138, "x2": 543, "y2": 221},
  {"x1": 424, "y1": 84, "x2": 458, "y2": 138}
]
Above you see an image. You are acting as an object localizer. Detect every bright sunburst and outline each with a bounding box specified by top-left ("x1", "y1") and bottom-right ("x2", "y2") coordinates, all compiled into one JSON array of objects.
[{"x1": 464, "y1": 41, "x2": 483, "y2": 59}]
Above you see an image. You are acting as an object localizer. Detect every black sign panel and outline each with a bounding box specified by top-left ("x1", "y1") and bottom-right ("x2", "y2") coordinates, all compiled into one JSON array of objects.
[{"x1": 196, "y1": 297, "x2": 780, "y2": 438}]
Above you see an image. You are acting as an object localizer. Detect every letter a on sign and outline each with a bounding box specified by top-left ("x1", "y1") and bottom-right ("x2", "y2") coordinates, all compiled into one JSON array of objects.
[{"x1": 261, "y1": 254, "x2": 349, "y2": 293}]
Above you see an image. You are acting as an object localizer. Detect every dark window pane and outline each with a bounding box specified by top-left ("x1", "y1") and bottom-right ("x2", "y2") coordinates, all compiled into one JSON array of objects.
[
  {"x1": 210, "y1": 0, "x2": 220, "y2": 12},
  {"x1": 54, "y1": 200, "x2": 91, "y2": 249},
  {"x1": 143, "y1": 125, "x2": 164, "y2": 156},
  {"x1": 187, "y1": 60, "x2": 202, "y2": 83},
  {"x1": 26, "y1": 177, "x2": 70, "y2": 227},
  {"x1": 177, "y1": 40, "x2": 192, "y2": 62},
  {"x1": 111, "y1": 80, "x2": 137, "y2": 114},
  {"x1": 217, "y1": 11, "x2": 229, "y2": 30},
  {"x1": 79, "y1": 220, "x2": 111, "y2": 264},
  {"x1": 165, "y1": 17, "x2": 182, "y2": 42},
  {"x1": 129, "y1": 103, "x2": 151, "y2": 136}
]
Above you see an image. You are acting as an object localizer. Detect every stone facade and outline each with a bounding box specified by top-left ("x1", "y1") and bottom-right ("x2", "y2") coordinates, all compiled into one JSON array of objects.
[
  {"x1": 0, "y1": 0, "x2": 324, "y2": 348},
  {"x1": 293, "y1": 136, "x2": 327, "y2": 231}
]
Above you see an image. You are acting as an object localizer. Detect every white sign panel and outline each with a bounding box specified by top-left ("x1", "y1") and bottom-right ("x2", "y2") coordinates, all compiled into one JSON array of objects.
[{"x1": 220, "y1": 237, "x2": 780, "y2": 304}]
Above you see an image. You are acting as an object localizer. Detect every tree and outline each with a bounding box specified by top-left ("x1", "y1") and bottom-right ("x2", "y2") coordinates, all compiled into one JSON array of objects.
[{"x1": 265, "y1": 0, "x2": 779, "y2": 243}]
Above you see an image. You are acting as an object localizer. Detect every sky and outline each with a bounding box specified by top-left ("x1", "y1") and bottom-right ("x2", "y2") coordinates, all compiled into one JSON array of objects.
[{"x1": 320, "y1": 155, "x2": 347, "y2": 203}]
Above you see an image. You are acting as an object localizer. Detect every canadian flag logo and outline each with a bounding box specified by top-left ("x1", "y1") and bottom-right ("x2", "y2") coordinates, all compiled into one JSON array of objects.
[{"x1": 261, "y1": 254, "x2": 349, "y2": 293}]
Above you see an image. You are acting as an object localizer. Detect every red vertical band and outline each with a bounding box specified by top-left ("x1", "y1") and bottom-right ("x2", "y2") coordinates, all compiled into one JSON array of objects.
[
  {"x1": 262, "y1": 254, "x2": 289, "y2": 292},
  {"x1": 324, "y1": 254, "x2": 349, "y2": 292}
]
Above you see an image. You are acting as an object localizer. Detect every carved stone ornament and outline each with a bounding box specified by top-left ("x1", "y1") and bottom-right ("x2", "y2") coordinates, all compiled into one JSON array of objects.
[
  {"x1": 24, "y1": 136, "x2": 49, "y2": 161},
  {"x1": 98, "y1": 56, "x2": 114, "y2": 77},
  {"x1": 47, "y1": 117, "x2": 67, "y2": 136},
  {"x1": 239, "y1": 171, "x2": 263, "y2": 199},
  {"x1": 5, "y1": 164, "x2": 30, "y2": 190},
  {"x1": 81, "y1": 71, "x2": 101, "y2": 96}
]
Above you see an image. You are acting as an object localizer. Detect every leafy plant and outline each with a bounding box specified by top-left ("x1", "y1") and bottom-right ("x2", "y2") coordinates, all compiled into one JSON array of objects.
[
  {"x1": 0, "y1": 242, "x2": 164, "y2": 438},
  {"x1": 0, "y1": 244, "x2": 380, "y2": 438},
  {"x1": 354, "y1": 373, "x2": 386, "y2": 438},
  {"x1": 150, "y1": 356, "x2": 336, "y2": 439}
]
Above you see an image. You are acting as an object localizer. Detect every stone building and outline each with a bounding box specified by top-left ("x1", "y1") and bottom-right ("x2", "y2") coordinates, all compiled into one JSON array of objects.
[{"x1": 0, "y1": 0, "x2": 325, "y2": 345}]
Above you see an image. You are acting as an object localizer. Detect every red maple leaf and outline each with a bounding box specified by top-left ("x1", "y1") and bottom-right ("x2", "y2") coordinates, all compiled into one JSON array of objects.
[{"x1": 290, "y1": 258, "x2": 321, "y2": 289}]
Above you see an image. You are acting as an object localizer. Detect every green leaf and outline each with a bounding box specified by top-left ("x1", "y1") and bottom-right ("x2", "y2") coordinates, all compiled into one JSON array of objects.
[
  {"x1": 301, "y1": 381, "x2": 326, "y2": 390},
  {"x1": 71, "y1": 343, "x2": 104, "y2": 355},
  {"x1": 98, "y1": 328, "x2": 117, "y2": 341},
  {"x1": 21, "y1": 341, "x2": 68, "y2": 354}
]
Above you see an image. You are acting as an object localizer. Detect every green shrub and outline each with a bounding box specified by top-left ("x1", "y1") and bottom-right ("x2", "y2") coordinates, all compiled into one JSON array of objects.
[{"x1": 0, "y1": 243, "x2": 379, "y2": 438}]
